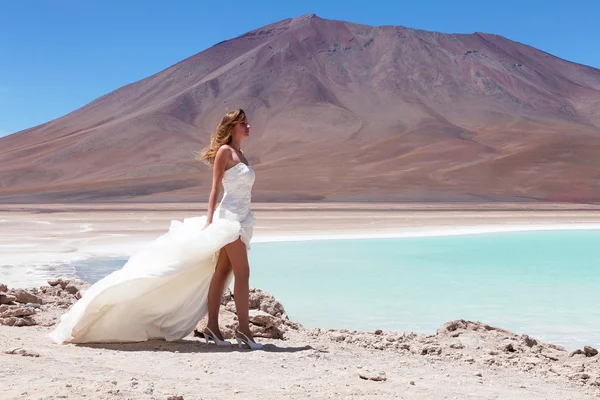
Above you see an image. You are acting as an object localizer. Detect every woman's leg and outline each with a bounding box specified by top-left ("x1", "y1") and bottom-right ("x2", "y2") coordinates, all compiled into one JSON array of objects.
[
  {"x1": 205, "y1": 247, "x2": 232, "y2": 340},
  {"x1": 224, "y1": 237, "x2": 254, "y2": 339}
]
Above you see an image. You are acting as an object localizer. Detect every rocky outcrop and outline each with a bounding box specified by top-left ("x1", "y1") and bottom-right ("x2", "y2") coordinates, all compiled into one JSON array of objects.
[
  {"x1": 0, "y1": 279, "x2": 90, "y2": 327},
  {"x1": 12, "y1": 289, "x2": 43, "y2": 305},
  {"x1": 45, "y1": 278, "x2": 90, "y2": 299},
  {"x1": 0, "y1": 292, "x2": 17, "y2": 305},
  {"x1": 308, "y1": 319, "x2": 600, "y2": 391},
  {"x1": 571, "y1": 346, "x2": 599, "y2": 358},
  {"x1": 195, "y1": 287, "x2": 300, "y2": 340},
  {"x1": 0, "y1": 304, "x2": 37, "y2": 326}
]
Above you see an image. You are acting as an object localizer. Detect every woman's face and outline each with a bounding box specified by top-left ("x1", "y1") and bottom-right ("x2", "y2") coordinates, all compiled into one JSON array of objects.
[{"x1": 232, "y1": 119, "x2": 250, "y2": 141}]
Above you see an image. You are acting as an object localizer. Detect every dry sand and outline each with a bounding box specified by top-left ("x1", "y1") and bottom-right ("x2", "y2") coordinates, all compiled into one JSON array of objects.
[
  {"x1": 1, "y1": 322, "x2": 599, "y2": 400},
  {"x1": 1, "y1": 279, "x2": 599, "y2": 400},
  {"x1": 1, "y1": 202, "x2": 600, "y2": 399}
]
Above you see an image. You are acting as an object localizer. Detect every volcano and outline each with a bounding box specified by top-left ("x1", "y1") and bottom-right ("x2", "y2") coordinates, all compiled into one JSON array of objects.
[{"x1": 1, "y1": 14, "x2": 600, "y2": 203}]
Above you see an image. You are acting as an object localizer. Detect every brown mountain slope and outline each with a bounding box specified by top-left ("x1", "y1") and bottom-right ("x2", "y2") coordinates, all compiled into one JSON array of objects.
[{"x1": 1, "y1": 14, "x2": 600, "y2": 203}]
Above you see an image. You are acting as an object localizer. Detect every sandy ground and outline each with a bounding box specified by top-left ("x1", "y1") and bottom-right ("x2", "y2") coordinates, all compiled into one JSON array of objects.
[
  {"x1": 2, "y1": 202, "x2": 600, "y2": 399},
  {"x1": 1, "y1": 282, "x2": 600, "y2": 400},
  {"x1": 2, "y1": 322, "x2": 599, "y2": 400}
]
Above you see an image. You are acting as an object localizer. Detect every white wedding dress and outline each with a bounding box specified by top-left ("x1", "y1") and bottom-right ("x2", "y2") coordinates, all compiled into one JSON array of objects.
[{"x1": 50, "y1": 162, "x2": 255, "y2": 344}]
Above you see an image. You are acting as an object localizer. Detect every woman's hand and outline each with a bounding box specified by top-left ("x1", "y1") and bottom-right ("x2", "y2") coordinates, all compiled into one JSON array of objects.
[{"x1": 202, "y1": 221, "x2": 212, "y2": 231}]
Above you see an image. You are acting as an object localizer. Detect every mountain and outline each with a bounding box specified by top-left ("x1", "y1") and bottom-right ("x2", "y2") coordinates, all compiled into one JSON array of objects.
[{"x1": 1, "y1": 14, "x2": 600, "y2": 203}]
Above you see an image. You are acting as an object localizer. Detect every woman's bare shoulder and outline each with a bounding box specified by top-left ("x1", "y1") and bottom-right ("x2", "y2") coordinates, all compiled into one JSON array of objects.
[{"x1": 216, "y1": 145, "x2": 233, "y2": 157}]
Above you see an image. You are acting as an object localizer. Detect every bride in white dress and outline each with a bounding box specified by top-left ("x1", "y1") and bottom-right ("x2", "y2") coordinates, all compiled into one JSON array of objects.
[{"x1": 50, "y1": 109, "x2": 263, "y2": 350}]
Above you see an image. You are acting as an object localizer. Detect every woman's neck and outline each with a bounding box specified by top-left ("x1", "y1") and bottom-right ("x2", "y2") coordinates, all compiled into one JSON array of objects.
[{"x1": 230, "y1": 139, "x2": 242, "y2": 152}]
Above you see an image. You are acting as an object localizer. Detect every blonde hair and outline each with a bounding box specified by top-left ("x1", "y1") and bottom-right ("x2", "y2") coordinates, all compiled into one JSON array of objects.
[{"x1": 198, "y1": 109, "x2": 247, "y2": 165}]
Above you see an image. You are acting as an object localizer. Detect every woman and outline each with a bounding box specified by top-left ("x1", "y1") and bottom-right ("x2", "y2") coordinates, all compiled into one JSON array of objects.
[{"x1": 50, "y1": 109, "x2": 262, "y2": 350}]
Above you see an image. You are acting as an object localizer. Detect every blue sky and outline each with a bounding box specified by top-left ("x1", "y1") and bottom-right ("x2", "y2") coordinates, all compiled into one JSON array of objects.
[{"x1": 1, "y1": 0, "x2": 598, "y2": 137}]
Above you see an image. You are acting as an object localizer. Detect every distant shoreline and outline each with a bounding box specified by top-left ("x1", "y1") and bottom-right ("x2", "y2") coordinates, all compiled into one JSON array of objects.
[
  {"x1": 253, "y1": 223, "x2": 600, "y2": 243},
  {"x1": 2, "y1": 203, "x2": 600, "y2": 287},
  {"x1": 3, "y1": 201, "x2": 600, "y2": 212}
]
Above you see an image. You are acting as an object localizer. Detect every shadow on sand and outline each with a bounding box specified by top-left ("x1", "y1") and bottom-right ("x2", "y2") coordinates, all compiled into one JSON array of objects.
[{"x1": 76, "y1": 338, "x2": 317, "y2": 354}]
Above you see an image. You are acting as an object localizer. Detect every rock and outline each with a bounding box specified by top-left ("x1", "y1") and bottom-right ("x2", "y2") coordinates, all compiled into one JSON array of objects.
[
  {"x1": 167, "y1": 396, "x2": 184, "y2": 400},
  {"x1": 195, "y1": 309, "x2": 238, "y2": 340},
  {"x1": 437, "y1": 320, "x2": 507, "y2": 335},
  {"x1": 248, "y1": 310, "x2": 281, "y2": 329},
  {"x1": 520, "y1": 334, "x2": 538, "y2": 348},
  {"x1": 529, "y1": 344, "x2": 543, "y2": 354},
  {"x1": 47, "y1": 279, "x2": 69, "y2": 289},
  {"x1": 224, "y1": 301, "x2": 237, "y2": 314},
  {"x1": 569, "y1": 348, "x2": 597, "y2": 358},
  {"x1": 570, "y1": 349, "x2": 585, "y2": 357},
  {"x1": 548, "y1": 343, "x2": 567, "y2": 352},
  {"x1": 248, "y1": 288, "x2": 286, "y2": 318},
  {"x1": 457, "y1": 332, "x2": 487, "y2": 348},
  {"x1": 485, "y1": 357, "x2": 497, "y2": 365},
  {"x1": 12, "y1": 289, "x2": 43, "y2": 305},
  {"x1": 522, "y1": 356, "x2": 541, "y2": 365},
  {"x1": 0, "y1": 283, "x2": 7, "y2": 292},
  {"x1": 282, "y1": 318, "x2": 301, "y2": 330},
  {"x1": 420, "y1": 345, "x2": 442, "y2": 355},
  {"x1": 5, "y1": 347, "x2": 40, "y2": 357},
  {"x1": 328, "y1": 332, "x2": 346, "y2": 342},
  {"x1": 503, "y1": 343, "x2": 517, "y2": 353},
  {"x1": 64, "y1": 284, "x2": 79, "y2": 295},
  {"x1": 220, "y1": 311, "x2": 238, "y2": 339},
  {"x1": 65, "y1": 279, "x2": 89, "y2": 295},
  {"x1": 47, "y1": 278, "x2": 89, "y2": 294},
  {"x1": 251, "y1": 323, "x2": 283, "y2": 339},
  {"x1": 220, "y1": 289, "x2": 233, "y2": 305},
  {"x1": 215, "y1": 289, "x2": 289, "y2": 339},
  {"x1": 357, "y1": 368, "x2": 386, "y2": 382},
  {"x1": 372, "y1": 342, "x2": 386, "y2": 350},
  {"x1": 0, "y1": 293, "x2": 16, "y2": 304},
  {"x1": 569, "y1": 373, "x2": 590, "y2": 381},
  {"x1": 0, "y1": 304, "x2": 36, "y2": 318},
  {"x1": 584, "y1": 346, "x2": 598, "y2": 357},
  {"x1": 40, "y1": 285, "x2": 62, "y2": 297},
  {"x1": 374, "y1": 329, "x2": 383, "y2": 335},
  {"x1": 540, "y1": 352, "x2": 559, "y2": 361},
  {"x1": 0, "y1": 316, "x2": 37, "y2": 326}
]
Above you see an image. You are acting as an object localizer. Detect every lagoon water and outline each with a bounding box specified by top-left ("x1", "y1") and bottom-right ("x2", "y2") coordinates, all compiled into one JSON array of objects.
[{"x1": 71, "y1": 230, "x2": 600, "y2": 350}]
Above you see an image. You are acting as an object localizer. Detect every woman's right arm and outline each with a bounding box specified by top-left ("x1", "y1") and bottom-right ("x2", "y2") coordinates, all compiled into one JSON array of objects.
[{"x1": 205, "y1": 146, "x2": 230, "y2": 227}]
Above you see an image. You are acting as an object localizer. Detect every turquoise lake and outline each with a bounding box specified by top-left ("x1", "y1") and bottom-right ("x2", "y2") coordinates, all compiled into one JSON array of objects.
[{"x1": 74, "y1": 230, "x2": 600, "y2": 350}]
